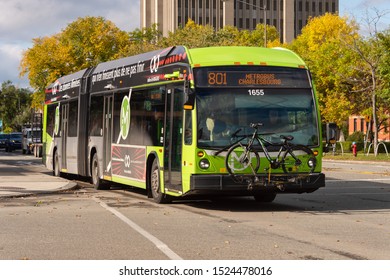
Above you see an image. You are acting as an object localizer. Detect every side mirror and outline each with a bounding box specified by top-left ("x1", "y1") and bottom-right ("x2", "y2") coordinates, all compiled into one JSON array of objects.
[
  {"x1": 183, "y1": 78, "x2": 195, "y2": 110},
  {"x1": 183, "y1": 93, "x2": 195, "y2": 110}
]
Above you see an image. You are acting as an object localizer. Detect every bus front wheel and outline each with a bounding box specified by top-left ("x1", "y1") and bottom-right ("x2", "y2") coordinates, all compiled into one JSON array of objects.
[
  {"x1": 150, "y1": 159, "x2": 171, "y2": 204},
  {"x1": 253, "y1": 193, "x2": 277, "y2": 203}
]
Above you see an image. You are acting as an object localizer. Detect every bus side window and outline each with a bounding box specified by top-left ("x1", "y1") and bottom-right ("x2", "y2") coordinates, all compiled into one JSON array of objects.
[
  {"x1": 89, "y1": 95, "x2": 104, "y2": 136},
  {"x1": 46, "y1": 105, "x2": 56, "y2": 137}
]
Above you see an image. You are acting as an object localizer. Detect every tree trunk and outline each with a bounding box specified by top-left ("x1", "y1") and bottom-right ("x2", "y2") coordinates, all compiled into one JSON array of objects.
[{"x1": 371, "y1": 67, "x2": 378, "y2": 156}]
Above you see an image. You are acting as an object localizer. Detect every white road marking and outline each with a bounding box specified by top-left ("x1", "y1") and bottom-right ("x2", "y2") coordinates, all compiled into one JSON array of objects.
[
  {"x1": 92, "y1": 196, "x2": 183, "y2": 260},
  {"x1": 326, "y1": 178, "x2": 390, "y2": 182}
]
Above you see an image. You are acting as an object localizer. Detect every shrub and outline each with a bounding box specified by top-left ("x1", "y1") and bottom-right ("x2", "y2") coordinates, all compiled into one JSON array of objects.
[{"x1": 346, "y1": 131, "x2": 365, "y2": 142}]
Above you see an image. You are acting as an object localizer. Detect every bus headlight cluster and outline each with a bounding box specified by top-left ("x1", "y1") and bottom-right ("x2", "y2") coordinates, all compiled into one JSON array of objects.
[
  {"x1": 308, "y1": 157, "x2": 316, "y2": 168},
  {"x1": 199, "y1": 159, "x2": 210, "y2": 169}
]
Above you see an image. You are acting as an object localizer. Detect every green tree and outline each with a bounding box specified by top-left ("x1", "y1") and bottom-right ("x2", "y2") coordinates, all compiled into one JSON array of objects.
[
  {"x1": 60, "y1": 16, "x2": 129, "y2": 70},
  {"x1": 348, "y1": 29, "x2": 390, "y2": 155},
  {"x1": 160, "y1": 19, "x2": 217, "y2": 48},
  {"x1": 118, "y1": 24, "x2": 162, "y2": 57},
  {"x1": 378, "y1": 30, "x2": 390, "y2": 104},
  {"x1": 289, "y1": 13, "x2": 360, "y2": 126},
  {"x1": 0, "y1": 81, "x2": 32, "y2": 132}
]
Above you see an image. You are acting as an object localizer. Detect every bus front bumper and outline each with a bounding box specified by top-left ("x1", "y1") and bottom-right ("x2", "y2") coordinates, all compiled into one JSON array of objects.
[{"x1": 189, "y1": 173, "x2": 325, "y2": 195}]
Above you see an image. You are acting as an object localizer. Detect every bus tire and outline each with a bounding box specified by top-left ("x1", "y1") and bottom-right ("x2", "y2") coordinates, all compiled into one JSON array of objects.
[
  {"x1": 150, "y1": 158, "x2": 172, "y2": 204},
  {"x1": 53, "y1": 151, "x2": 61, "y2": 177},
  {"x1": 254, "y1": 193, "x2": 277, "y2": 203},
  {"x1": 38, "y1": 146, "x2": 42, "y2": 157},
  {"x1": 91, "y1": 153, "x2": 109, "y2": 190}
]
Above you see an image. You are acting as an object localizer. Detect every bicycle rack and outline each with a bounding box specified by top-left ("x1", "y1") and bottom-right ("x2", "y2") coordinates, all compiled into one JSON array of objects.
[{"x1": 366, "y1": 142, "x2": 389, "y2": 157}]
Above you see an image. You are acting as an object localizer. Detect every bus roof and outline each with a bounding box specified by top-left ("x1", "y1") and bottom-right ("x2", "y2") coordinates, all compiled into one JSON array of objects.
[
  {"x1": 45, "y1": 46, "x2": 308, "y2": 103},
  {"x1": 187, "y1": 46, "x2": 307, "y2": 69}
]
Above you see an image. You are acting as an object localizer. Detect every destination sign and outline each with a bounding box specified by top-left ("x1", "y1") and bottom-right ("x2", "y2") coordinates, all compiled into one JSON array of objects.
[{"x1": 194, "y1": 67, "x2": 310, "y2": 88}]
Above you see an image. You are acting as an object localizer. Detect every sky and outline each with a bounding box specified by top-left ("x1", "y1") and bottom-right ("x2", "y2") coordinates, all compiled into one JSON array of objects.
[{"x1": 0, "y1": 0, "x2": 389, "y2": 89}]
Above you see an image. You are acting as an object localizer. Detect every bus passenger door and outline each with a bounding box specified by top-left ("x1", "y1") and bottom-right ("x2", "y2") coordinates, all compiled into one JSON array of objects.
[
  {"x1": 103, "y1": 95, "x2": 113, "y2": 177},
  {"x1": 61, "y1": 103, "x2": 69, "y2": 170},
  {"x1": 164, "y1": 86, "x2": 183, "y2": 191}
]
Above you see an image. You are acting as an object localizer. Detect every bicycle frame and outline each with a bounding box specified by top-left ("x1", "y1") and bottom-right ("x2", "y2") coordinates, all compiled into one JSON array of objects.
[
  {"x1": 254, "y1": 135, "x2": 302, "y2": 170},
  {"x1": 216, "y1": 123, "x2": 304, "y2": 173}
]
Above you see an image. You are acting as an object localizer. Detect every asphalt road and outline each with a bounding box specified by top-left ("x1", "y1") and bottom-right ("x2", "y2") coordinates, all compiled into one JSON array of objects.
[{"x1": 0, "y1": 152, "x2": 389, "y2": 260}]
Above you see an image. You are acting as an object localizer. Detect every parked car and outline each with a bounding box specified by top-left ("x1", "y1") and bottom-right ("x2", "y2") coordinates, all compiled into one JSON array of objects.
[
  {"x1": 5, "y1": 132, "x2": 22, "y2": 152},
  {"x1": 0, "y1": 133, "x2": 9, "y2": 150}
]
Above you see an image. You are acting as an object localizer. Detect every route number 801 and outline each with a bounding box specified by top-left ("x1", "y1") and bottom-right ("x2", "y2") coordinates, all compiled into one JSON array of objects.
[
  {"x1": 208, "y1": 72, "x2": 227, "y2": 85},
  {"x1": 248, "y1": 89, "x2": 265, "y2": 96}
]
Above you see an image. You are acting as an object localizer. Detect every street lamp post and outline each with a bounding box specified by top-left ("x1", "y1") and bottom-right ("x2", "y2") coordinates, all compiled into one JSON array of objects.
[{"x1": 221, "y1": 0, "x2": 267, "y2": 47}]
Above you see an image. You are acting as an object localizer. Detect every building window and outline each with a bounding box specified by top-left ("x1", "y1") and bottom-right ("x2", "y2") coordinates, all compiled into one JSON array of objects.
[
  {"x1": 353, "y1": 118, "x2": 357, "y2": 131},
  {"x1": 360, "y1": 119, "x2": 364, "y2": 132}
]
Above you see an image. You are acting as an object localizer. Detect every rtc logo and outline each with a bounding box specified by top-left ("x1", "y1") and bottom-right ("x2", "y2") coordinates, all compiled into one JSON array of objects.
[
  {"x1": 124, "y1": 154, "x2": 131, "y2": 168},
  {"x1": 52, "y1": 80, "x2": 61, "y2": 95},
  {"x1": 150, "y1": 55, "x2": 160, "y2": 73}
]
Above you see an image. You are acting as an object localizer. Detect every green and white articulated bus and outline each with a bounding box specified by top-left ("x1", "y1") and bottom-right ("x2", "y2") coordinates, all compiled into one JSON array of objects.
[{"x1": 44, "y1": 46, "x2": 325, "y2": 203}]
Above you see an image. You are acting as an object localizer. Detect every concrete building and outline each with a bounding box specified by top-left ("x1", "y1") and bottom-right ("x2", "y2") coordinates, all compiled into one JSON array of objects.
[{"x1": 140, "y1": 0, "x2": 339, "y2": 43}]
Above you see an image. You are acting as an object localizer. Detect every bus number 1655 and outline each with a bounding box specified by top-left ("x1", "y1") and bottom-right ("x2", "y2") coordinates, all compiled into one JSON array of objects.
[{"x1": 248, "y1": 89, "x2": 265, "y2": 96}]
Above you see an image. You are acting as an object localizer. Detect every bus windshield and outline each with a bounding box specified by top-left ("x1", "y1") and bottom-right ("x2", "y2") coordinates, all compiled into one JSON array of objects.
[{"x1": 197, "y1": 88, "x2": 319, "y2": 148}]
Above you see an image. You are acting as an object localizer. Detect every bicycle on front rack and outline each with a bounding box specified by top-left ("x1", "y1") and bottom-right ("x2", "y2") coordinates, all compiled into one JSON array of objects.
[{"x1": 215, "y1": 123, "x2": 317, "y2": 186}]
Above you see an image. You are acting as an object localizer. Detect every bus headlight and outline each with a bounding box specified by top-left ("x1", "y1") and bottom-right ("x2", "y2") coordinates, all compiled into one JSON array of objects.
[
  {"x1": 199, "y1": 159, "x2": 210, "y2": 169},
  {"x1": 308, "y1": 157, "x2": 316, "y2": 168}
]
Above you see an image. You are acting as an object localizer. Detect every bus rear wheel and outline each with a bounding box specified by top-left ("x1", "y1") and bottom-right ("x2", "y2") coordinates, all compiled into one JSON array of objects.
[{"x1": 150, "y1": 159, "x2": 172, "y2": 204}]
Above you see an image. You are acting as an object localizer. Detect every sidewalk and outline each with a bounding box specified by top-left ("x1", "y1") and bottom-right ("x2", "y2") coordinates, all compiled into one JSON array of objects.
[{"x1": 0, "y1": 153, "x2": 78, "y2": 199}]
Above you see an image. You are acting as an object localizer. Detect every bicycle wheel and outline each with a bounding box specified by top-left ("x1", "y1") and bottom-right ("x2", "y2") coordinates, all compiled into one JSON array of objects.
[
  {"x1": 225, "y1": 143, "x2": 260, "y2": 175},
  {"x1": 281, "y1": 145, "x2": 316, "y2": 174}
]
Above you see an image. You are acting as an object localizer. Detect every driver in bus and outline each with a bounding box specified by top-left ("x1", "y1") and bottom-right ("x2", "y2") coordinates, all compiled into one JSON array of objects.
[{"x1": 266, "y1": 109, "x2": 286, "y2": 132}]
